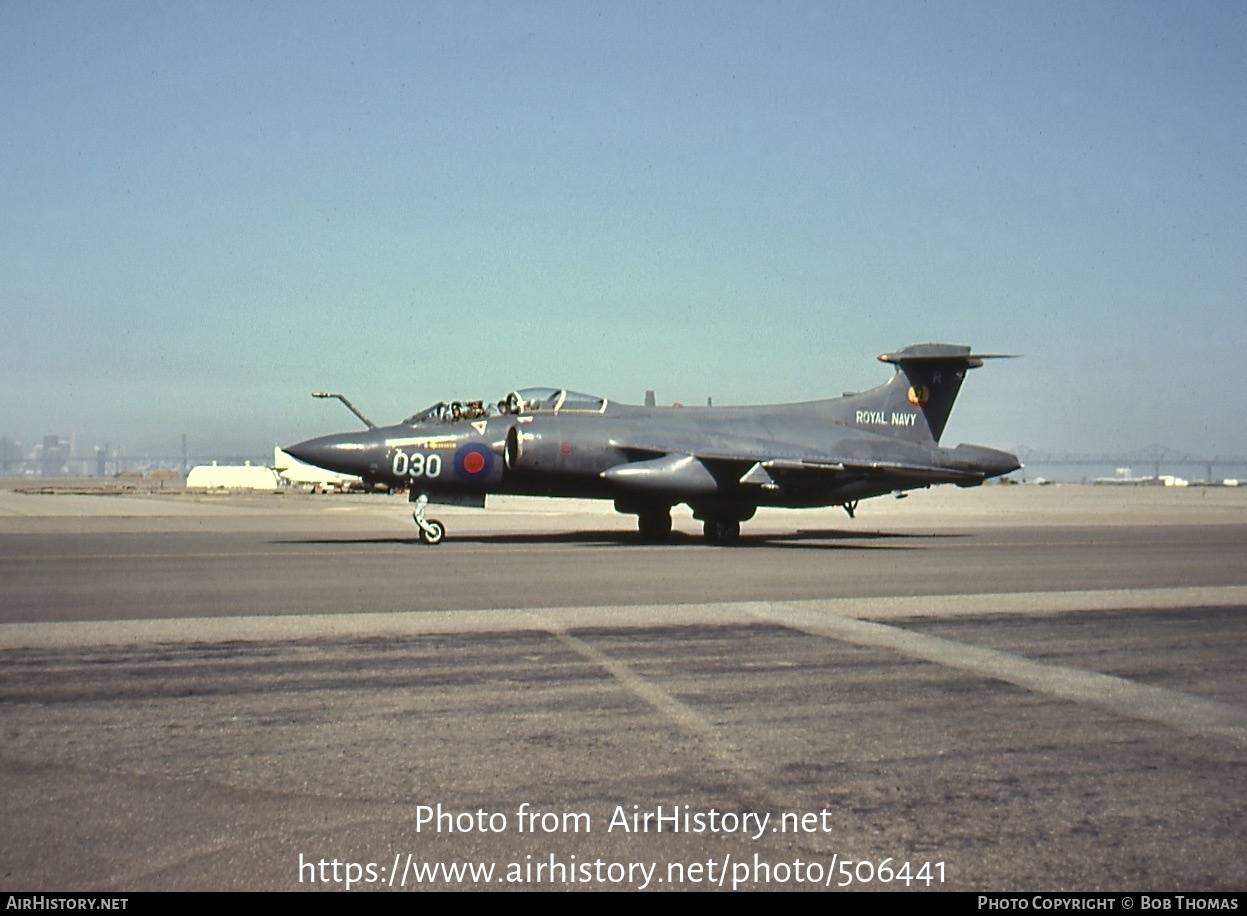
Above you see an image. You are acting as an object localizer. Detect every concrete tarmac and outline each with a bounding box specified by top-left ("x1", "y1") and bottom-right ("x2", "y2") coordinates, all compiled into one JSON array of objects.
[{"x1": 1, "y1": 483, "x2": 1244, "y2": 891}]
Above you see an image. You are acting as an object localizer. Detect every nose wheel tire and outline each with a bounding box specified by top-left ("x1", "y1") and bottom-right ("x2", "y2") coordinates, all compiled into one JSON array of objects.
[{"x1": 419, "y1": 519, "x2": 446, "y2": 545}]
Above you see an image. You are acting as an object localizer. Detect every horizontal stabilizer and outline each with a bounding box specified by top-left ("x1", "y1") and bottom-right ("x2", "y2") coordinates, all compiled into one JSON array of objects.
[{"x1": 878, "y1": 344, "x2": 1018, "y2": 369}]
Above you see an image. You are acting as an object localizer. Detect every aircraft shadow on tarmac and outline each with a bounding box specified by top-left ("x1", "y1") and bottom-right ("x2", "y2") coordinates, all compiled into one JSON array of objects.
[{"x1": 276, "y1": 529, "x2": 962, "y2": 550}]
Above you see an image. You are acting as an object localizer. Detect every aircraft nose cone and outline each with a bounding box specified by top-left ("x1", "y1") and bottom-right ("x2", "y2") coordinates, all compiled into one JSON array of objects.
[{"x1": 284, "y1": 433, "x2": 374, "y2": 475}]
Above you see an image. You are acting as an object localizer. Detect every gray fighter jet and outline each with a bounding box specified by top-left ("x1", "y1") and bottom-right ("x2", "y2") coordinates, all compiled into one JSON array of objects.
[{"x1": 285, "y1": 343, "x2": 1020, "y2": 544}]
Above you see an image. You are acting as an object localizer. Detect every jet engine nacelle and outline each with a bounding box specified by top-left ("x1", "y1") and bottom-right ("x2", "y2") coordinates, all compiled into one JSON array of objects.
[
  {"x1": 504, "y1": 422, "x2": 569, "y2": 472},
  {"x1": 504, "y1": 420, "x2": 624, "y2": 477}
]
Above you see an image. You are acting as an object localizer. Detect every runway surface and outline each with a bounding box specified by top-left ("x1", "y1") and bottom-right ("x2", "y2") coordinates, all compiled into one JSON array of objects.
[{"x1": 1, "y1": 484, "x2": 1245, "y2": 890}]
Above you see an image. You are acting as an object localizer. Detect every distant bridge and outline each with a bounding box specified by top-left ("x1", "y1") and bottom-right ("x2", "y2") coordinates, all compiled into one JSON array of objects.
[{"x1": 1015, "y1": 445, "x2": 1247, "y2": 480}]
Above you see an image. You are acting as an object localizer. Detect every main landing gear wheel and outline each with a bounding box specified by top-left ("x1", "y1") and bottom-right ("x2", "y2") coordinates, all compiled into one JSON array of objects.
[
  {"x1": 702, "y1": 519, "x2": 741, "y2": 545},
  {"x1": 411, "y1": 493, "x2": 446, "y2": 546},
  {"x1": 637, "y1": 510, "x2": 673, "y2": 542}
]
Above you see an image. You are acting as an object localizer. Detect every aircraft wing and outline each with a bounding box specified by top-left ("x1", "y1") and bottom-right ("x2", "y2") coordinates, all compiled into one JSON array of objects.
[{"x1": 609, "y1": 434, "x2": 988, "y2": 490}]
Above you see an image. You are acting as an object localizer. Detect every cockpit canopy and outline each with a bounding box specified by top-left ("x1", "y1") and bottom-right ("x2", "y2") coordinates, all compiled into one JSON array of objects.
[
  {"x1": 402, "y1": 403, "x2": 450, "y2": 425},
  {"x1": 401, "y1": 388, "x2": 608, "y2": 426},
  {"x1": 510, "y1": 388, "x2": 607, "y2": 414}
]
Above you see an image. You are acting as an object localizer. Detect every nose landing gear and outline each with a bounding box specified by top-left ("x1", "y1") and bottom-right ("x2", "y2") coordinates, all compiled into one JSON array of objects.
[{"x1": 411, "y1": 493, "x2": 446, "y2": 545}]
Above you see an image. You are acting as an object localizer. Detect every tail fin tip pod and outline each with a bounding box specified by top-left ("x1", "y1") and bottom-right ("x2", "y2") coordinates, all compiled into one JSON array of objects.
[
  {"x1": 876, "y1": 343, "x2": 1019, "y2": 368},
  {"x1": 856, "y1": 343, "x2": 1018, "y2": 444}
]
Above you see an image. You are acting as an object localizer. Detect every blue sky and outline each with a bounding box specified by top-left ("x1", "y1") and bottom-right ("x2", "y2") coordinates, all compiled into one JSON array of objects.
[{"x1": 3, "y1": 1, "x2": 1244, "y2": 458}]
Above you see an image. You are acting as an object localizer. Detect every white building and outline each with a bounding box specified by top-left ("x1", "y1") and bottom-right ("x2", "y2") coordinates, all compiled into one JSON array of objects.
[{"x1": 186, "y1": 461, "x2": 281, "y2": 490}]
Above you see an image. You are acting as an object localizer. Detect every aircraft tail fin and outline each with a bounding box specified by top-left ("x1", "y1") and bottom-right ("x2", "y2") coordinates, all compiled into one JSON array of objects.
[{"x1": 846, "y1": 344, "x2": 1015, "y2": 444}]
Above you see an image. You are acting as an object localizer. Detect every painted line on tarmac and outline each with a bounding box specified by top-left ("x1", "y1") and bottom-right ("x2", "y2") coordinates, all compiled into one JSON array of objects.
[
  {"x1": 546, "y1": 585, "x2": 1247, "y2": 752},
  {"x1": 4, "y1": 585, "x2": 1244, "y2": 751},
  {"x1": 538, "y1": 621, "x2": 784, "y2": 815},
  {"x1": 750, "y1": 604, "x2": 1247, "y2": 749},
  {"x1": 4, "y1": 584, "x2": 1244, "y2": 649}
]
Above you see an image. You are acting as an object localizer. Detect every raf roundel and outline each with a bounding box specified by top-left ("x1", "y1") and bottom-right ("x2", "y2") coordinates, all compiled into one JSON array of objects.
[{"x1": 454, "y1": 442, "x2": 494, "y2": 480}]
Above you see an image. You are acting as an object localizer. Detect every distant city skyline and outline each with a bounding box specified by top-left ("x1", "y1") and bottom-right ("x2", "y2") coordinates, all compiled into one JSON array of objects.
[{"x1": 4, "y1": 2, "x2": 1245, "y2": 459}]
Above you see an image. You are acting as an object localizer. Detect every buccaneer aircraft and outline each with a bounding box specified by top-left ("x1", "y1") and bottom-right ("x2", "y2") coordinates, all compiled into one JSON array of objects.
[{"x1": 285, "y1": 343, "x2": 1020, "y2": 544}]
